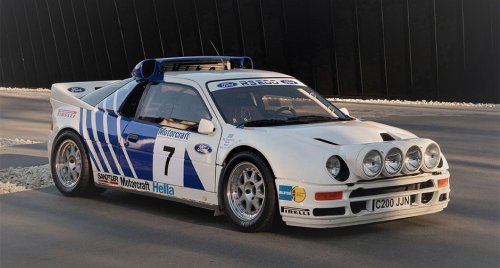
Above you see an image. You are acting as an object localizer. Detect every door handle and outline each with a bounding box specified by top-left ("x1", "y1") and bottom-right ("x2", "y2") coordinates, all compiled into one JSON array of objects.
[{"x1": 127, "y1": 134, "x2": 139, "y2": 143}]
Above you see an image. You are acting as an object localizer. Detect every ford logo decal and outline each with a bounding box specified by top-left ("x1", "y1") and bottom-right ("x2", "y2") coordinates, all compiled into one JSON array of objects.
[
  {"x1": 195, "y1": 144, "x2": 212, "y2": 154},
  {"x1": 280, "y1": 80, "x2": 298, "y2": 85},
  {"x1": 67, "y1": 87, "x2": 86, "y2": 93},
  {"x1": 217, "y1": 82, "x2": 238, "y2": 88}
]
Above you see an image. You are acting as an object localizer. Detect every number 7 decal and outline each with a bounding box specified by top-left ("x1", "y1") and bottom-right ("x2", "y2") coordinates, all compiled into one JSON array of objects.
[{"x1": 163, "y1": 146, "x2": 176, "y2": 175}]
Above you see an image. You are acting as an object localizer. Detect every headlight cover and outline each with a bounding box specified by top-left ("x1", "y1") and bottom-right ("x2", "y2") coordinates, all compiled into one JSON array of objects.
[
  {"x1": 383, "y1": 148, "x2": 403, "y2": 176},
  {"x1": 362, "y1": 150, "x2": 383, "y2": 178},
  {"x1": 404, "y1": 145, "x2": 422, "y2": 172},
  {"x1": 326, "y1": 156, "x2": 341, "y2": 177},
  {"x1": 326, "y1": 155, "x2": 349, "y2": 181},
  {"x1": 424, "y1": 143, "x2": 441, "y2": 169}
]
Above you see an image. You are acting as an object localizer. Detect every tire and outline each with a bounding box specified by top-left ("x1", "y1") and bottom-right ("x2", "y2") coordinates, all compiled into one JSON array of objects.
[
  {"x1": 51, "y1": 131, "x2": 105, "y2": 196},
  {"x1": 222, "y1": 151, "x2": 278, "y2": 232}
]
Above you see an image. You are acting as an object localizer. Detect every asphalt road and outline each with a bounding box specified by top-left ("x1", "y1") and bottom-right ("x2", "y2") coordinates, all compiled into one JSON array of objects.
[{"x1": 1, "y1": 91, "x2": 499, "y2": 267}]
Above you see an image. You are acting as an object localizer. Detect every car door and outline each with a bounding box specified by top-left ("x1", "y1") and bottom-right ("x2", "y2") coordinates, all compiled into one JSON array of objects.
[{"x1": 118, "y1": 79, "x2": 221, "y2": 200}]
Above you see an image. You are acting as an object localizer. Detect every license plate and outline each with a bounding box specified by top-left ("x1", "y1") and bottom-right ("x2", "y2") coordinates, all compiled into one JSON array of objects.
[{"x1": 372, "y1": 196, "x2": 412, "y2": 212}]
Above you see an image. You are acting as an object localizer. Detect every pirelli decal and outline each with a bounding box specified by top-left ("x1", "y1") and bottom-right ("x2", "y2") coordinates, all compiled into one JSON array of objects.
[{"x1": 281, "y1": 206, "x2": 311, "y2": 216}]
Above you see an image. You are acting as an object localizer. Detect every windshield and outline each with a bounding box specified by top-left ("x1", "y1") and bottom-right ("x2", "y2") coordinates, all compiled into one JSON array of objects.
[{"x1": 209, "y1": 83, "x2": 350, "y2": 127}]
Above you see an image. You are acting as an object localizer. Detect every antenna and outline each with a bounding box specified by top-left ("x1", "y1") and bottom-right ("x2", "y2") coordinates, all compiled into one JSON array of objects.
[{"x1": 209, "y1": 40, "x2": 229, "y2": 69}]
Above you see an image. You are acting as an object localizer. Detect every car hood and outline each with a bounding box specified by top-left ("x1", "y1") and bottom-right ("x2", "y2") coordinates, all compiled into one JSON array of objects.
[{"x1": 267, "y1": 120, "x2": 417, "y2": 145}]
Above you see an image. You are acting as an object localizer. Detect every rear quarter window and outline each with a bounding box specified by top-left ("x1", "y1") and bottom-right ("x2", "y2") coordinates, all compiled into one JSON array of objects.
[{"x1": 81, "y1": 78, "x2": 133, "y2": 106}]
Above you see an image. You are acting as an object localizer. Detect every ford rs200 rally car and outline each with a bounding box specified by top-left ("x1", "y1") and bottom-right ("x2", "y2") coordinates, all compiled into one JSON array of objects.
[{"x1": 49, "y1": 56, "x2": 450, "y2": 231}]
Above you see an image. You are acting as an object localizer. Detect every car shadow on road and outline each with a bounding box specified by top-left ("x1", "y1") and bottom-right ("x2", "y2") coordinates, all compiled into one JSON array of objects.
[{"x1": 35, "y1": 186, "x2": 423, "y2": 240}]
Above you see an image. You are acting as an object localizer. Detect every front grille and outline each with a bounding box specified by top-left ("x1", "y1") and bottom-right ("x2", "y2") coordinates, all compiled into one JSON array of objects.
[
  {"x1": 349, "y1": 180, "x2": 435, "y2": 214},
  {"x1": 313, "y1": 207, "x2": 346, "y2": 217},
  {"x1": 349, "y1": 180, "x2": 434, "y2": 198}
]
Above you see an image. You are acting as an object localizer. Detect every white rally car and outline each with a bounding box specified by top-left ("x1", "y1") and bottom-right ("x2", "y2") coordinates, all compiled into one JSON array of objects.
[{"x1": 49, "y1": 56, "x2": 450, "y2": 231}]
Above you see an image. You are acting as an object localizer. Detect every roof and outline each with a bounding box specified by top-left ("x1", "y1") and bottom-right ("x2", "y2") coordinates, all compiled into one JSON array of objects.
[{"x1": 163, "y1": 69, "x2": 293, "y2": 85}]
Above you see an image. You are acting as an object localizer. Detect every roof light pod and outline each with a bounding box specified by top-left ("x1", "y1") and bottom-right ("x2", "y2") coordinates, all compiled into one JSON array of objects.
[
  {"x1": 362, "y1": 150, "x2": 383, "y2": 178},
  {"x1": 131, "y1": 56, "x2": 254, "y2": 81},
  {"x1": 403, "y1": 145, "x2": 422, "y2": 174},
  {"x1": 382, "y1": 148, "x2": 403, "y2": 176},
  {"x1": 423, "y1": 143, "x2": 441, "y2": 170}
]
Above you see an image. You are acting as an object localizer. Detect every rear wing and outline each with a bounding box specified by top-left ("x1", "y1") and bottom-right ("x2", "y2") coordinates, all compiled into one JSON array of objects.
[{"x1": 50, "y1": 80, "x2": 118, "y2": 110}]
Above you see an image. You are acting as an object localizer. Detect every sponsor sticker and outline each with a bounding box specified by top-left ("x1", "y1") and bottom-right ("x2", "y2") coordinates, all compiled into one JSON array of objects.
[
  {"x1": 194, "y1": 143, "x2": 212, "y2": 154},
  {"x1": 238, "y1": 79, "x2": 280, "y2": 86},
  {"x1": 67, "y1": 87, "x2": 85, "y2": 93},
  {"x1": 281, "y1": 206, "x2": 311, "y2": 216},
  {"x1": 119, "y1": 177, "x2": 150, "y2": 191},
  {"x1": 210, "y1": 79, "x2": 305, "y2": 91},
  {"x1": 97, "y1": 173, "x2": 119, "y2": 185},
  {"x1": 279, "y1": 185, "x2": 306, "y2": 203},
  {"x1": 157, "y1": 127, "x2": 191, "y2": 141},
  {"x1": 280, "y1": 79, "x2": 298, "y2": 85},
  {"x1": 217, "y1": 82, "x2": 238, "y2": 88},
  {"x1": 152, "y1": 182, "x2": 175, "y2": 196},
  {"x1": 57, "y1": 109, "x2": 77, "y2": 118}
]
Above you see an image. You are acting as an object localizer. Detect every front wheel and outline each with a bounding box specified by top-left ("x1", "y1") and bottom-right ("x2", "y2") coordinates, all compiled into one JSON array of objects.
[
  {"x1": 222, "y1": 151, "x2": 278, "y2": 232},
  {"x1": 51, "y1": 131, "x2": 104, "y2": 196}
]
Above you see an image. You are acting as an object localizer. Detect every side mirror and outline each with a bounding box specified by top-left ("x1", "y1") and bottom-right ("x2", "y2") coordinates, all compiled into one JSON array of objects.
[
  {"x1": 340, "y1": 107, "x2": 350, "y2": 116},
  {"x1": 198, "y1": 118, "x2": 215, "y2": 135}
]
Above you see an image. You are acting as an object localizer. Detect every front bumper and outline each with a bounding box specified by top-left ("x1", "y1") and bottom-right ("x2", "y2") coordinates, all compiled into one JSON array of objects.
[{"x1": 275, "y1": 171, "x2": 450, "y2": 228}]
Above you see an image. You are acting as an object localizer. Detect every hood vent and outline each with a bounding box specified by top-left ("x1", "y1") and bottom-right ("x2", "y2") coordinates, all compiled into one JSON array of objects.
[
  {"x1": 380, "y1": 133, "x2": 395, "y2": 141},
  {"x1": 315, "y1": 138, "x2": 339, "y2": 146}
]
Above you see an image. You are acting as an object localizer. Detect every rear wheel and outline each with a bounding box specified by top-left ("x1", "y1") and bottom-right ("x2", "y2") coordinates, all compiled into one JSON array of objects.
[
  {"x1": 222, "y1": 151, "x2": 278, "y2": 232},
  {"x1": 51, "y1": 131, "x2": 104, "y2": 196}
]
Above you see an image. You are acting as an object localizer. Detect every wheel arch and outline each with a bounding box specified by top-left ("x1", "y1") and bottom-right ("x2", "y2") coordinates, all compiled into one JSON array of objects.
[
  {"x1": 217, "y1": 145, "x2": 277, "y2": 209},
  {"x1": 50, "y1": 127, "x2": 86, "y2": 166},
  {"x1": 52, "y1": 127, "x2": 83, "y2": 147}
]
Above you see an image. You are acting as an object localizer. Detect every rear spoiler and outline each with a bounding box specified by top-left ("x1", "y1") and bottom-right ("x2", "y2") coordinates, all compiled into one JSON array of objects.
[{"x1": 50, "y1": 80, "x2": 119, "y2": 109}]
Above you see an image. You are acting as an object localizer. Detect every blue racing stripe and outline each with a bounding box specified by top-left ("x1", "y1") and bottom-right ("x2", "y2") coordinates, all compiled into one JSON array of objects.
[
  {"x1": 97, "y1": 110, "x2": 119, "y2": 174},
  {"x1": 183, "y1": 150, "x2": 205, "y2": 190},
  {"x1": 79, "y1": 108, "x2": 98, "y2": 172},
  {"x1": 86, "y1": 110, "x2": 109, "y2": 173},
  {"x1": 107, "y1": 115, "x2": 119, "y2": 145},
  {"x1": 117, "y1": 117, "x2": 134, "y2": 178}
]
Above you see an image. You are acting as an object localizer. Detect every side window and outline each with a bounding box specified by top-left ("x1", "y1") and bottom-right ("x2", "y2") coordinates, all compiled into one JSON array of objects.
[
  {"x1": 120, "y1": 83, "x2": 147, "y2": 118},
  {"x1": 135, "y1": 83, "x2": 211, "y2": 130}
]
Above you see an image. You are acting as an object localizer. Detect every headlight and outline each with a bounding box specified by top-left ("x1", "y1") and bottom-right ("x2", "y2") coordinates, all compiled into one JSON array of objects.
[
  {"x1": 383, "y1": 148, "x2": 403, "y2": 176},
  {"x1": 424, "y1": 143, "x2": 441, "y2": 169},
  {"x1": 326, "y1": 155, "x2": 349, "y2": 181},
  {"x1": 326, "y1": 156, "x2": 341, "y2": 177},
  {"x1": 404, "y1": 145, "x2": 422, "y2": 172},
  {"x1": 362, "y1": 150, "x2": 382, "y2": 178}
]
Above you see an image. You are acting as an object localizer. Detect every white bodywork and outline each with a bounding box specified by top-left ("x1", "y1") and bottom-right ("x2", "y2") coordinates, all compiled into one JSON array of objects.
[{"x1": 49, "y1": 69, "x2": 450, "y2": 228}]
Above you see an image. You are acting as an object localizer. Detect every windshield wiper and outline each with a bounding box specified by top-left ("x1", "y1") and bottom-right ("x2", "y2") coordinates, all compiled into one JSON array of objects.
[
  {"x1": 288, "y1": 115, "x2": 353, "y2": 122},
  {"x1": 236, "y1": 119, "x2": 290, "y2": 128}
]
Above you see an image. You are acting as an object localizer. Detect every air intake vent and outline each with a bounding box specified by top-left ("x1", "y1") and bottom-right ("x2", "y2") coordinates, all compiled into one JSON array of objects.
[
  {"x1": 314, "y1": 138, "x2": 339, "y2": 146},
  {"x1": 380, "y1": 133, "x2": 395, "y2": 141}
]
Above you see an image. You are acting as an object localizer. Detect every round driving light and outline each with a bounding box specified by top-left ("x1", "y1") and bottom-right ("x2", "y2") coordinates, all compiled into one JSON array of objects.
[
  {"x1": 326, "y1": 156, "x2": 341, "y2": 177},
  {"x1": 424, "y1": 143, "x2": 441, "y2": 169},
  {"x1": 362, "y1": 150, "x2": 382, "y2": 178},
  {"x1": 383, "y1": 148, "x2": 403, "y2": 176},
  {"x1": 404, "y1": 145, "x2": 422, "y2": 172}
]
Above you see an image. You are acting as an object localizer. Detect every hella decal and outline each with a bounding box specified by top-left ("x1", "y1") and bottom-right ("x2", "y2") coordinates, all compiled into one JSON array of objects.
[
  {"x1": 194, "y1": 143, "x2": 212, "y2": 154},
  {"x1": 280, "y1": 79, "x2": 298, "y2": 85},
  {"x1": 217, "y1": 82, "x2": 238, "y2": 88},
  {"x1": 67, "y1": 87, "x2": 86, "y2": 93},
  {"x1": 153, "y1": 182, "x2": 175, "y2": 196}
]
